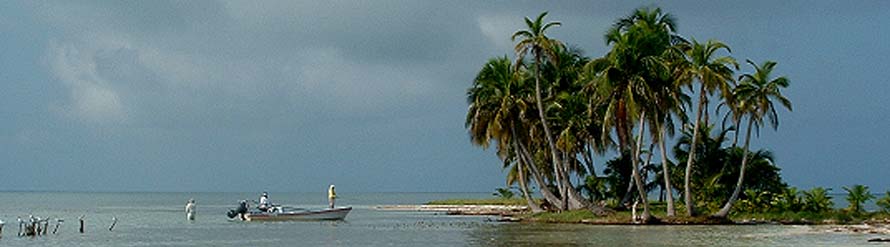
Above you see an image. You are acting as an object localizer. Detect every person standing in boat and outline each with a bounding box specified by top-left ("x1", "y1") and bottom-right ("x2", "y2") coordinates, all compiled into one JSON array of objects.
[
  {"x1": 258, "y1": 192, "x2": 270, "y2": 212},
  {"x1": 328, "y1": 185, "x2": 337, "y2": 208},
  {"x1": 185, "y1": 199, "x2": 196, "y2": 221}
]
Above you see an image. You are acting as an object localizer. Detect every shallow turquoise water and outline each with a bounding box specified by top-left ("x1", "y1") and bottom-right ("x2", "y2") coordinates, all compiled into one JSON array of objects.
[{"x1": 0, "y1": 192, "x2": 882, "y2": 246}]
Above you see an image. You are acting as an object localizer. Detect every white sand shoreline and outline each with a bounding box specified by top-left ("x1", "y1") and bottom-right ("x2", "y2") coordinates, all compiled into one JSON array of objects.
[{"x1": 374, "y1": 205, "x2": 528, "y2": 215}]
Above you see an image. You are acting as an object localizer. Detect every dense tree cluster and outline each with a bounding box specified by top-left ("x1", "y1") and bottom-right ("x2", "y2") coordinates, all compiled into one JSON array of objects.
[{"x1": 466, "y1": 7, "x2": 795, "y2": 220}]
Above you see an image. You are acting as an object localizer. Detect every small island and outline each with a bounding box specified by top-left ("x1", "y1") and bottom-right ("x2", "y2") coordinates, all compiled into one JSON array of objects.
[{"x1": 460, "y1": 6, "x2": 890, "y2": 230}]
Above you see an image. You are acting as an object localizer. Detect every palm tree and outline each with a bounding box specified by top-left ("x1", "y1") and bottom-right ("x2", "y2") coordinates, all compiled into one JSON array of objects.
[
  {"x1": 713, "y1": 60, "x2": 791, "y2": 217},
  {"x1": 589, "y1": 7, "x2": 681, "y2": 221},
  {"x1": 651, "y1": 94, "x2": 684, "y2": 216},
  {"x1": 843, "y1": 184, "x2": 875, "y2": 213},
  {"x1": 676, "y1": 39, "x2": 737, "y2": 216},
  {"x1": 466, "y1": 56, "x2": 544, "y2": 212},
  {"x1": 513, "y1": 12, "x2": 587, "y2": 210},
  {"x1": 715, "y1": 90, "x2": 744, "y2": 148},
  {"x1": 547, "y1": 45, "x2": 601, "y2": 208},
  {"x1": 648, "y1": 47, "x2": 689, "y2": 216}
]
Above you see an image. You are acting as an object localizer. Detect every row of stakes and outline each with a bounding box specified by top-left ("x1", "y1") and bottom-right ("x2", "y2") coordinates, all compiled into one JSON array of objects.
[{"x1": 0, "y1": 215, "x2": 117, "y2": 238}]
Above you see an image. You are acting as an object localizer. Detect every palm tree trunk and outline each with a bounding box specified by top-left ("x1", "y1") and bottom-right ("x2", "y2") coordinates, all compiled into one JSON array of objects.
[
  {"x1": 533, "y1": 55, "x2": 567, "y2": 210},
  {"x1": 702, "y1": 97, "x2": 710, "y2": 126},
  {"x1": 564, "y1": 178, "x2": 589, "y2": 210},
  {"x1": 658, "y1": 121, "x2": 676, "y2": 217},
  {"x1": 558, "y1": 153, "x2": 589, "y2": 210},
  {"x1": 630, "y1": 111, "x2": 651, "y2": 221},
  {"x1": 684, "y1": 84, "x2": 707, "y2": 216},
  {"x1": 560, "y1": 151, "x2": 570, "y2": 210},
  {"x1": 584, "y1": 141, "x2": 597, "y2": 177},
  {"x1": 552, "y1": 148, "x2": 587, "y2": 209},
  {"x1": 659, "y1": 188, "x2": 665, "y2": 202},
  {"x1": 713, "y1": 117, "x2": 754, "y2": 218},
  {"x1": 641, "y1": 142, "x2": 658, "y2": 205},
  {"x1": 515, "y1": 132, "x2": 565, "y2": 210},
  {"x1": 644, "y1": 142, "x2": 655, "y2": 184},
  {"x1": 616, "y1": 100, "x2": 630, "y2": 151},
  {"x1": 519, "y1": 146, "x2": 565, "y2": 210},
  {"x1": 509, "y1": 124, "x2": 544, "y2": 213},
  {"x1": 516, "y1": 154, "x2": 544, "y2": 213},
  {"x1": 617, "y1": 99, "x2": 635, "y2": 207},
  {"x1": 620, "y1": 176, "x2": 635, "y2": 207},
  {"x1": 731, "y1": 117, "x2": 741, "y2": 148}
]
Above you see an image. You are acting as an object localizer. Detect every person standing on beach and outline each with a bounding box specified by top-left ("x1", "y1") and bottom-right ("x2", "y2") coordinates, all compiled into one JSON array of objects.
[
  {"x1": 328, "y1": 185, "x2": 337, "y2": 208},
  {"x1": 185, "y1": 199, "x2": 196, "y2": 221}
]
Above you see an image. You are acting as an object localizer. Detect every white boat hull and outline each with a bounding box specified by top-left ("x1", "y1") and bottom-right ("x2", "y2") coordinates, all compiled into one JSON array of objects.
[{"x1": 245, "y1": 207, "x2": 352, "y2": 221}]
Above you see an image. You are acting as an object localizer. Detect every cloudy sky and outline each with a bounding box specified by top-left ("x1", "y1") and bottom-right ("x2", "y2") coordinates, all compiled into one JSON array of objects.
[{"x1": 1, "y1": 1, "x2": 888, "y2": 192}]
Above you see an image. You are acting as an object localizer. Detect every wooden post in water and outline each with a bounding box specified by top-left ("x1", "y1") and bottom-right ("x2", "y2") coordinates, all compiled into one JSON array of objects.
[
  {"x1": 108, "y1": 217, "x2": 117, "y2": 232},
  {"x1": 79, "y1": 215, "x2": 85, "y2": 233},
  {"x1": 53, "y1": 219, "x2": 63, "y2": 235}
]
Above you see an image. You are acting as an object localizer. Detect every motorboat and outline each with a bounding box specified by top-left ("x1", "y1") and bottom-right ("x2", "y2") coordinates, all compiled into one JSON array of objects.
[{"x1": 228, "y1": 204, "x2": 351, "y2": 221}]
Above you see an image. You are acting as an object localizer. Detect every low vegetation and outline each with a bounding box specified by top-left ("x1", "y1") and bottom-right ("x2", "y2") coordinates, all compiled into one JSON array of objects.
[
  {"x1": 877, "y1": 192, "x2": 890, "y2": 213},
  {"x1": 434, "y1": 186, "x2": 890, "y2": 225}
]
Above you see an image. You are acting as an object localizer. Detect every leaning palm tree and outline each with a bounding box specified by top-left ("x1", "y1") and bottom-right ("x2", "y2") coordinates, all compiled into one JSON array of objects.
[
  {"x1": 713, "y1": 60, "x2": 791, "y2": 217},
  {"x1": 546, "y1": 45, "x2": 599, "y2": 207},
  {"x1": 513, "y1": 12, "x2": 587, "y2": 210},
  {"x1": 466, "y1": 56, "x2": 545, "y2": 212},
  {"x1": 676, "y1": 39, "x2": 737, "y2": 216}
]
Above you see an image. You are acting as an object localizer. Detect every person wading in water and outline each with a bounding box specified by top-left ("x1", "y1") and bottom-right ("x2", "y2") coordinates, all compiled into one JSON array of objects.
[{"x1": 185, "y1": 199, "x2": 196, "y2": 221}]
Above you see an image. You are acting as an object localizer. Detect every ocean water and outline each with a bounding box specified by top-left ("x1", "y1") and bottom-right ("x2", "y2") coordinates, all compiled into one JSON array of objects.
[{"x1": 0, "y1": 192, "x2": 882, "y2": 246}]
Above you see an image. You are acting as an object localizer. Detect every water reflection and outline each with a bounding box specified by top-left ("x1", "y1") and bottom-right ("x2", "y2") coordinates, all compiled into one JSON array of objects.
[{"x1": 467, "y1": 223, "x2": 877, "y2": 246}]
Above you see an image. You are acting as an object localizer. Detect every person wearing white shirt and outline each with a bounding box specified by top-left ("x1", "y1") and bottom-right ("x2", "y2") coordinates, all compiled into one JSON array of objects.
[
  {"x1": 258, "y1": 192, "x2": 270, "y2": 212},
  {"x1": 328, "y1": 185, "x2": 337, "y2": 208},
  {"x1": 185, "y1": 199, "x2": 196, "y2": 221}
]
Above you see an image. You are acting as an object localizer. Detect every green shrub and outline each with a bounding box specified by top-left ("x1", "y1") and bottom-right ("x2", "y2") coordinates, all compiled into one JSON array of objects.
[
  {"x1": 493, "y1": 187, "x2": 515, "y2": 199},
  {"x1": 843, "y1": 185, "x2": 875, "y2": 213},
  {"x1": 876, "y1": 191, "x2": 890, "y2": 213},
  {"x1": 738, "y1": 189, "x2": 772, "y2": 213},
  {"x1": 771, "y1": 187, "x2": 804, "y2": 212},
  {"x1": 802, "y1": 187, "x2": 833, "y2": 213}
]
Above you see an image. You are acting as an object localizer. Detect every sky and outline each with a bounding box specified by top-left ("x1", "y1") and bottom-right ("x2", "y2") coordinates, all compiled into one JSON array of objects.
[{"x1": 1, "y1": 1, "x2": 888, "y2": 193}]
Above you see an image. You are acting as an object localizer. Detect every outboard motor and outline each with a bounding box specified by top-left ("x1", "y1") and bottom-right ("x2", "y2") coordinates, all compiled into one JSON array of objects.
[{"x1": 227, "y1": 200, "x2": 249, "y2": 219}]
